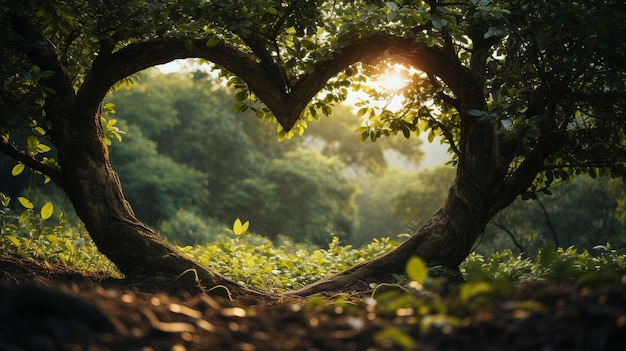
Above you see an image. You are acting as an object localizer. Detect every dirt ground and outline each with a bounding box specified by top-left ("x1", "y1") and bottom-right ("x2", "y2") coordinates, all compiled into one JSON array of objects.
[{"x1": 1, "y1": 253, "x2": 625, "y2": 351}]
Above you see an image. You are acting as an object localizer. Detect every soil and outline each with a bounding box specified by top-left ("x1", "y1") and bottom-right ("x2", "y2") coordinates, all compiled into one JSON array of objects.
[{"x1": 1, "y1": 252, "x2": 625, "y2": 351}]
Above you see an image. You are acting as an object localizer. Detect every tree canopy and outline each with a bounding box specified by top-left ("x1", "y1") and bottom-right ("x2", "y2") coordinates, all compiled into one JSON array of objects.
[{"x1": 1, "y1": 0, "x2": 625, "y2": 296}]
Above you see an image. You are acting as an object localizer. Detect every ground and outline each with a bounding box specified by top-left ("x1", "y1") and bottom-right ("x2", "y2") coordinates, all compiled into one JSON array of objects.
[{"x1": 1, "y1": 253, "x2": 625, "y2": 350}]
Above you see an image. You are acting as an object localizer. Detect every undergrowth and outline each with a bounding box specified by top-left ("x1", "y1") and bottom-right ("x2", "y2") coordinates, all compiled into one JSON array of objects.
[
  {"x1": 2, "y1": 194, "x2": 626, "y2": 350},
  {"x1": 1, "y1": 194, "x2": 625, "y2": 293}
]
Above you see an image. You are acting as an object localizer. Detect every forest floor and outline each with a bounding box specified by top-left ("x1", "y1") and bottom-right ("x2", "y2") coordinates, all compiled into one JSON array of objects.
[{"x1": 1, "y1": 252, "x2": 625, "y2": 351}]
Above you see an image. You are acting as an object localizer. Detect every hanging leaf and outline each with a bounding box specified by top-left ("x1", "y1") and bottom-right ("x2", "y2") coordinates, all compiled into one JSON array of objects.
[
  {"x1": 36, "y1": 143, "x2": 51, "y2": 153},
  {"x1": 18, "y1": 196, "x2": 34, "y2": 209},
  {"x1": 11, "y1": 163, "x2": 25, "y2": 176},
  {"x1": 26, "y1": 135, "x2": 39, "y2": 154},
  {"x1": 41, "y1": 201, "x2": 54, "y2": 220}
]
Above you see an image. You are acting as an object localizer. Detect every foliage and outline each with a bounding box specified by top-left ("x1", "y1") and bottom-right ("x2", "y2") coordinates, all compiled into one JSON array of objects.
[
  {"x1": 481, "y1": 176, "x2": 626, "y2": 255},
  {"x1": 108, "y1": 122, "x2": 210, "y2": 225},
  {"x1": 0, "y1": 193, "x2": 119, "y2": 275},
  {"x1": 390, "y1": 165, "x2": 456, "y2": 231},
  {"x1": 362, "y1": 246, "x2": 626, "y2": 349},
  {"x1": 4, "y1": 203, "x2": 625, "y2": 295},
  {"x1": 178, "y1": 233, "x2": 398, "y2": 292},
  {"x1": 462, "y1": 244, "x2": 626, "y2": 285},
  {"x1": 158, "y1": 210, "x2": 226, "y2": 246},
  {"x1": 105, "y1": 71, "x2": 360, "y2": 245},
  {"x1": 262, "y1": 149, "x2": 358, "y2": 245},
  {"x1": 304, "y1": 104, "x2": 424, "y2": 176}
]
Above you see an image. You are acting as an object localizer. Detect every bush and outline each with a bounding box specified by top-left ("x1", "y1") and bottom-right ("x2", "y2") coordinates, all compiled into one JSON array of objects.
[{"x1": 158, "y1": 210, "x2": 226, "y2": 246}]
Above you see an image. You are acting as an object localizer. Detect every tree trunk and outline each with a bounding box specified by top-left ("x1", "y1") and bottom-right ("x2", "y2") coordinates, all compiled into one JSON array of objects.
[
  {"x1": 288, "y1": 168, "x2": 496, "y2": 295},
  {"x1": 51, "y1": 101, "x2": 261, "y2": 299}
]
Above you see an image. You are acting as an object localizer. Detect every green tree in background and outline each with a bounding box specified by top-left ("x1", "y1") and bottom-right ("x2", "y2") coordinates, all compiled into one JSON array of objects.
[
  {"x1": 263, "y1": 149, "x2": 358, "y2": 245},
  {"x1": 106, "y1": 70, "x2": 359, "y2": 244},
  {"x1": 305, "y1": 104, "x2": 424, "y2": 176},
  {"x1": 108, "y1": 122, "x2": 209, "y2": 225},
  {"x1": 1, "y1": 0, "x2": 624, "y2": 297},
  {"x1": 483, "y1": 177, "x2": 626, "y2": 255},
  {"x1": 353, "y1": 168, "x2": 418, "y2": 244},
  {"x1": 391, "y1": 165, "x2": 456, "y2": 232}
]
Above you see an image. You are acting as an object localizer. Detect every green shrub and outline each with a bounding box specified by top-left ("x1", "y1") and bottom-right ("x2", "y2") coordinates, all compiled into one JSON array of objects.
[
  {"x1": 159, "y1": 210, "x2": 226, "y2": 246},
  {"x1": 0, "y1": 192, "x2": 120, "y2": 276}
]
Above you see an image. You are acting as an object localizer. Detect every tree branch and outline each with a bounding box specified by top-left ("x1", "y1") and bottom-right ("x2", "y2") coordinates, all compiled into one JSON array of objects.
[
  {"x1": 9, "y1": 14, "x2": 74, "y2": 97},
  {"x1": 0, "y1": 137, "x2": 66, "y2": 191},
  {"x1": 536, "y1": 198, "x2": 559, "y2": 248},
  {"x1": 80, "y1": 33, "x2": 457, "y2": 132},
  {"x1": 490, "y1": 221, "x2": 526, "y2": 255}
]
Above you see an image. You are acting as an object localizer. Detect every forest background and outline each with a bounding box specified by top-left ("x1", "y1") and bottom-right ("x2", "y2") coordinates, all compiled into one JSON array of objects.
[{"x1": 2, "y1": 63, "x2": 625, "y2": 256}]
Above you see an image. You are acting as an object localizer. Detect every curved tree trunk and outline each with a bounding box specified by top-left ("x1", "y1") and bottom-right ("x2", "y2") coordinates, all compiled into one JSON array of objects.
[
  {"x1": 289, "y1": 37, "x2": 562, "y2": 295},
  {"x1": 289, "y1": 169, "x2": 494, "y2": 295},
  {"x1": 51, "y1": 101, "x2": 262, "y2": 299}
]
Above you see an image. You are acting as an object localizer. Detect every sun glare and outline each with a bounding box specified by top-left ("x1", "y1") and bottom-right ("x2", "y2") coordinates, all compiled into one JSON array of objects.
[{"x1": 374, "y1": 64, "x2": 411, "y2": 92}]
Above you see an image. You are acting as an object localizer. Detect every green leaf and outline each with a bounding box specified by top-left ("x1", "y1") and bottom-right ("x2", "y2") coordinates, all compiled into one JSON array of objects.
[
  {"x1": 206, "y1": 38, "x2": 220, "y2": 47},
  {"x1": 26, "y1": 135, "x2": 39, "y2": 154},
  {"x1": 234, "y1": 90, "x2": 248, "y2": 102},
  {"x1": 232, "y1": 218, "x2": 249, "y2": 236},
  {"x1": 184, "y1": 38, "x2": 194, "y2": 51},
  {"x1": 232, "y1": 102, "x2": 248, "y2": 113},
  {"x1": 41, "y1": 201, "x2": 54, "y2": 220},
  {"x1": 459, "y1": 281, "x2": 492, "y2": 302},
  {"x1": 11, "y1": 163, "x2": 25, "y2": 176},
  {"x1": 103, "y1": 102, "x2": 115, "y2": 112},
  {"x1": 36, "y1": 143, "x2": 51, "y2": 153},
  {"x1": 18, "y1": 196, "x2": 34, "y2": 209},
  {"x1": 0, "y1": 193, "x2": 10, "y2": 208},
  {"x1": 405, "y1": 256, "x2": 428, "y2": 284},
  {"x1": 7, "y1": 235, "x2": 20, "y2": 247}
]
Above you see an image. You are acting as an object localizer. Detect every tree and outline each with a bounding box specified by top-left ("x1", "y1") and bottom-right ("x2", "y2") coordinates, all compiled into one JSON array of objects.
[
  {"x1": 391, "y1": 165, "x2": 456, "y2": 232},
  {"x1": 263, "y1": 149, "x2": 358, "y2": 245},
  {"x1": 105, "y1": 70, "x2": 357, "y2": 243},
  {"x1": 108, "y1": 123, "x2": 210, "y2": 225},
  {"x1": 1, "y1": 0, "x2": 624, "y2": 297},
  {"x1": 304, "y1": 104, "x2": 424, "y2": 176},
  {"x1": 482, "y1": 176, "x2": 626, "y2": 255}
]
